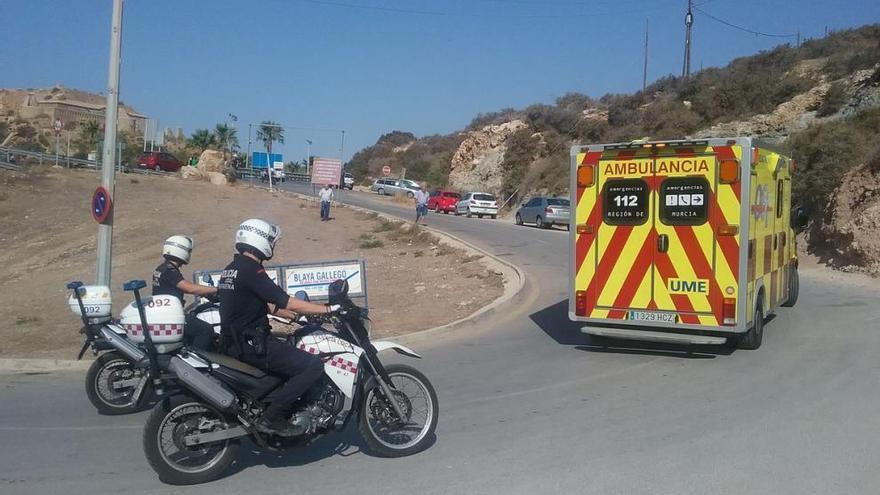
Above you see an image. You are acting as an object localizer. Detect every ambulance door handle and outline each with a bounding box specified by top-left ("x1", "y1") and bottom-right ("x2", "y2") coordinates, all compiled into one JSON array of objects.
[{"x1": 657, "y1": 234, "x2": 669, "y2": 253}]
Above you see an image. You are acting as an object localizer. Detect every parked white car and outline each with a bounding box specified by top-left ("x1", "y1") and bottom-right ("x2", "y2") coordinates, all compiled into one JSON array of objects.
[{"x1": 455, "y1": 192, "x2": 498, "y2": 219}]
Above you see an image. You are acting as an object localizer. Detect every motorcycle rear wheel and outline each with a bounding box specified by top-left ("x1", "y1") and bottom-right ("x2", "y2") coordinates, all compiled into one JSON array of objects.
[
  {"x1": 359, "y1": 364, "x2": 438, "y2": 457},
  {"x1": 85, "y1": 351, "x2": 150, "y2": 415},
  {"x1": 144, "y1": 394, "x2": 239, "y2": 485}
]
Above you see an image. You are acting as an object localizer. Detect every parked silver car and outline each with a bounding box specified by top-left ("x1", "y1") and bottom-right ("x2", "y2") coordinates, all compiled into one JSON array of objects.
[
  {"x1": 515, "y1": 196, "x2": 570, "y2": 230},
  {"x1": 455, "y1": 192, "x2": 498, "y2": 219},
  {"x1": 370, "y1": 178, "x2": 419, "y2": 198}
]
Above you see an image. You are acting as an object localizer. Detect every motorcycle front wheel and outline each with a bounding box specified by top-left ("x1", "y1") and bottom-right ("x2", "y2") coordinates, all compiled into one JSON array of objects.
[
  {"x1": 143, "y1": 394, "x2": 239, "y2": 485},
  {"x1": 85, "y1": 351, "x2": 151, "y2": 415},
  {"x1": 359, "y1": 363, "x2": 438, "y2": 457}
]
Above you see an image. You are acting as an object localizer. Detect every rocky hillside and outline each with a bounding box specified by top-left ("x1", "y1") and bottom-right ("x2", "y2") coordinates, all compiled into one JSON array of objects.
[
  {"x1": 0, "y1": 85, "x2": 144, "y2": 156},
  {"x1": 348, "y1": 24, "x2": 880, "y2": 271}
]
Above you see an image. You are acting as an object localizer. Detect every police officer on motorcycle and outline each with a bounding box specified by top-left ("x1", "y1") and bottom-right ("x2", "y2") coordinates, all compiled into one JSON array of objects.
[
  {"x1": 153, "y1": 235, "x2": 218, "y2": 350},
  {"x1": 217, "y1": 219, "x2": 336, "y2": 436}
]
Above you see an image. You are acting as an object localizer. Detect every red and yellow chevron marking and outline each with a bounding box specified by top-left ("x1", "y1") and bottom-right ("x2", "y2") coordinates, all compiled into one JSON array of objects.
[{"x1": 574, "y1": 145, "x2": 742, "y2": 328}]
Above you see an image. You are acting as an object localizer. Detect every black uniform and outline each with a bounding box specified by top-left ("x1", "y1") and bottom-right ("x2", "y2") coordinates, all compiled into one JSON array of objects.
[
  {"x1": 217, "y1": 254, "x2": 324, "y2": 421},
  {"x1": 152, "y1": 260, "x2": 214, "y2": 351}
]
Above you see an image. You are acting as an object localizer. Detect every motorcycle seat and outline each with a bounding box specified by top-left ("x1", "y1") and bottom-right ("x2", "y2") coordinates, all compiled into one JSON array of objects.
[{"x1": 192, "y1": 350, "x2": 267, "y2": 378}]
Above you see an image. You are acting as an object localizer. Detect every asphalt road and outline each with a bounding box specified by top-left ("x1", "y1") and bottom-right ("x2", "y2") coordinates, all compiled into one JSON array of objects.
[{"x1": 2, "y1": 185, "x2": 879, "y2": 494}]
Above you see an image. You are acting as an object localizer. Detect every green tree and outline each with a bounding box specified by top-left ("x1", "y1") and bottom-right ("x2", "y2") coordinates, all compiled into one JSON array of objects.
[
  {"x1": 256, "y1": 120, "x2": 284, "y2": 160},
  {"x1": 77, "y1": 120, "x2": 102, "y2": 155},
  {"x1": 213, "y1": 123, "x2": 238, "y2": 156},
  {"x1": 188, "y1": 128, "x2": 217, "y2": 152}
]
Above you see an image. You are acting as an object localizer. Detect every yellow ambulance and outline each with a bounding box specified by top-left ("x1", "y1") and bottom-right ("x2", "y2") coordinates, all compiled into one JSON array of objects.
[{"x1": 569, "y1": 138, "x2": 807, "y2": 349}]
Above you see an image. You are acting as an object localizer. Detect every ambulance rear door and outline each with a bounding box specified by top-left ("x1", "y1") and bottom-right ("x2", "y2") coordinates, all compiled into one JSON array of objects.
[
  {"x1": 592, "y1": 150, "x2": 656, "y2": 320},
  {"x1": 650, "y1": 148, "x2": 720, "y2": 326}
]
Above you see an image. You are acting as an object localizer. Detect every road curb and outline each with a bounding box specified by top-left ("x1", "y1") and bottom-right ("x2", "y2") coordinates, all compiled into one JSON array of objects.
[{"x1": 322, "y1": 200, "x2": 528, "y2": 344}]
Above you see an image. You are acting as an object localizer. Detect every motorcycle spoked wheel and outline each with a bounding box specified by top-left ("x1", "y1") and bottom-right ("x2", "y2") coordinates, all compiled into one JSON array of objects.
[
  {"x1": 358, "y1": 363, "x2": 438, "y2": 457},
  {"x1": 144, "y1": 394, "x2": 240, "y2": 485},
  {"x1": 85, "y1": 351, "x2": 151, "y2": 415}
]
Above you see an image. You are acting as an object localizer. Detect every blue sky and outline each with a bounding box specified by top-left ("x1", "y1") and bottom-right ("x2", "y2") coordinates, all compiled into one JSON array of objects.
[{"x1": 2, "y1": 0, "x2": 878, "y2": 162}]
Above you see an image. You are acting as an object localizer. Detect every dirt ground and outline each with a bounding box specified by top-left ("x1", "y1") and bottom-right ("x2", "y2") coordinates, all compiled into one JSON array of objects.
[{"x1": 0, "y1": 167, "x2": 503, "y2": 359}]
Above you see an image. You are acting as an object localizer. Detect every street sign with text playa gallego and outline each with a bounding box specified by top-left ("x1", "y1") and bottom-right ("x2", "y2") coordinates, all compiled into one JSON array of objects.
[
  {"x1": 285, "y1": 260, "x2": 366, "y2": 303},
  {"x1": 311, "y1": 157, "x2": 342, "y2": 186}
]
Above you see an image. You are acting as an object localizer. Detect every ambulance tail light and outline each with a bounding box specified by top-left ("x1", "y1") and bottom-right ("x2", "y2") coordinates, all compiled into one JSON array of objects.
[
  {"x1": 717, "y1": 224, "x2": 739, "y2": 236},
  {"x1": 577, "y1": 165, "x2": 595, "y2": 187},
  {"x1": 722, "y1": 298, "x2": 736, "y2": 326},
  {"x1": 720, "y1": 159, "x2": 740, "y2": 183},
  {"x1": 577, "y1": 224, "x2": 594, "y2": 234},
  {"x1": 575, "y1": 291, "x2": 587, "y2": 316}
]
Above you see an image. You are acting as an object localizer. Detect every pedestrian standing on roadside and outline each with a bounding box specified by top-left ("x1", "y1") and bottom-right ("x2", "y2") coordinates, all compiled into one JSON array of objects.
[
  {"x1": 319, "y1": 183, "x2": 334, "y2": 221},
  {"x1": 414, "y1": 183, "x2": 429, "y2": 225}
]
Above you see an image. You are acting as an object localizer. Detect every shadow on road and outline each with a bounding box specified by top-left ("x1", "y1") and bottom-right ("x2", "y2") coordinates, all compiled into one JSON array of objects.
[
  {"x1": 221, "y1": 425, "x2": 437, "y2": 479},
  {"x1": 529, "y1": 299, "x2": 736, "y2": 359}
]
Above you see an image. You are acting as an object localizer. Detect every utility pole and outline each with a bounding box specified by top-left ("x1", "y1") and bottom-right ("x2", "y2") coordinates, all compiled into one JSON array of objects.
[
  {"x1": 305, "y1": 139, "x2": 312, "y2": 176},
  {"x1": 643, "y1": 19, "x2": 649, "y2": 91},
  {"x1": 682, "y1": 0, "x2": 693, "y2": 79},
  {"x1": 340, "y1": 130, "x2": 345, "y2": 163},
  {"x1": 796, "y1": 29, "x2": 801, "y2": 48},
  {"x1": 246, "y1": 123, "x2": 252, "y2": 170},
  {"x1": 96, "y1": 0, "x2": 123, "y2": 286}
]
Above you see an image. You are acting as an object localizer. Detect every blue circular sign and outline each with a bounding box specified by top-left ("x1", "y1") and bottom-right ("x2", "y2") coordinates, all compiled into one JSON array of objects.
[{"x1": 92, "y1": 187, "x2": 112, "y2": 223}]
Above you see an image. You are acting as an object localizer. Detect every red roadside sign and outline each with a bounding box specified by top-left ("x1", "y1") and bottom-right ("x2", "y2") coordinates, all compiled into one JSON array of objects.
[{"x1": 311, "y1": 157, "x2": 343, "y2": 186}]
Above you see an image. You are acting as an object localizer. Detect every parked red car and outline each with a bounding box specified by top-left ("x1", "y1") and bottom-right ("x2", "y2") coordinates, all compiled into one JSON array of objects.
[
  {"x1": 137, "y1": 152, "x2": 182, "y2": 172},
  {"x1": 427, "y1": 190, "x2": 461, "y2": 214}
]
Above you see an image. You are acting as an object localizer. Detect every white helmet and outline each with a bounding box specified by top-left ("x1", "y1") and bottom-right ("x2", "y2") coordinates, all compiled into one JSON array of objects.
[
  {"x1": 235, "y1": 219, "x2": 281, "y2": 260},
  {"x1": 163, "y1": 235, "x2": 193, "y2": 264}
]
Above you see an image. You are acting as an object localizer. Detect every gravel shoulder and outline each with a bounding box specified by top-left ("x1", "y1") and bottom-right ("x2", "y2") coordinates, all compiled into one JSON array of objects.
[{"x1": 0, "y1": 167, "x2": 503, "y2": 359}]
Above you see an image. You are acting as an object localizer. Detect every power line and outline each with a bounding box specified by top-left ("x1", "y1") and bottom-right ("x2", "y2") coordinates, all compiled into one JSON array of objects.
[
  {"x1": 301, "y1": 0, "x2": 678, "y2": 19},
  {"x1": 302, "y1": 0, "x2": 446, "y2": 16},
  {"x1": 694, "y1": 6, "x2": 798, "y2": 38}
]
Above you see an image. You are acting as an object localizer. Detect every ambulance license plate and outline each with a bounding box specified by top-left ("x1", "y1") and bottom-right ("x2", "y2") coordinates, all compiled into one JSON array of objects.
[{"x1": 628, "y1": 310, "x2": 677, "y2": 323}]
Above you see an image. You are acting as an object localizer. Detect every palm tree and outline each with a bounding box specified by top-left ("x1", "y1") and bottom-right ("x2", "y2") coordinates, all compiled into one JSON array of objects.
[
  {"x1": 78, "y1": 120, "x2": 102, "y2": 154},
  {"x1": 213, "y1": 123, "x2": 238, "y2": 157},
  {"x1": 256, "y1": 120, "x2": 284, "y2": 163},
  {"x1": 188, "y1": 129, "x2": 217, "y2": 152}
]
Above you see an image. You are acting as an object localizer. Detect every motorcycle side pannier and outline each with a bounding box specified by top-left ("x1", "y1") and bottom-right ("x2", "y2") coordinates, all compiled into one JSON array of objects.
[{"x1": 120, "y1": 295, "x2": 185, "y2": 345}]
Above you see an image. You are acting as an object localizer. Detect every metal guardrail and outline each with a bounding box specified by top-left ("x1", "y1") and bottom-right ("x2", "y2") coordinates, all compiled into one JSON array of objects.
[
  {"x1": 0, "y1": 146, "x2": 177, "y2": 177},
  {"x1": 0, "y1": 146, "x2": 100, "y2": 169},
  {"x1": 0, "y1": 160, "x2": 21, "y2": 171}
]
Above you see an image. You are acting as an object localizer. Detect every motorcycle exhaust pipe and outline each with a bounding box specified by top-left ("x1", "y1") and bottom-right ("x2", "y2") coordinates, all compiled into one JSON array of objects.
[
  {"x1": 169, "y1": 356, "x2": 235, "y2": 412},
  {"x1": 99, "y1": 325, "x2": 146, "y2": 363}
]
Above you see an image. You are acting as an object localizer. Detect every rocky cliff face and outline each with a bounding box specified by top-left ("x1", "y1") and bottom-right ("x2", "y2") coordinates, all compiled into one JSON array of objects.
[
  {"x1": 448, "y1": 120, "x2": 528, "y2": 195},
  {"x1": 817, "y1": 155, "x2": 880, "y2": 274}
]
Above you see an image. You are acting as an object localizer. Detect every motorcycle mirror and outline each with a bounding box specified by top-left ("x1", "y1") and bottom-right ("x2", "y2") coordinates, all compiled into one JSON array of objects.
[
  {"x1": 791, "y1": 206, "x2": 809, "y2": 232},
  {"x1": 328, "y1": 279, "x2": 349, "y2": 303},
  {"x1": 293, "y1": 290, "x2": 310, "y2": 302}
]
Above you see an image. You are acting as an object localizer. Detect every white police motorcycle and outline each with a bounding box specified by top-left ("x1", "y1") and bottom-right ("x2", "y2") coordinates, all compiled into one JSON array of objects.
[
  {"x1": 66, "y1": 281, "x2": 220, "y2": 415},
  {"x1": 117, "y1": 278, "x2": 438, "y2": 485}
]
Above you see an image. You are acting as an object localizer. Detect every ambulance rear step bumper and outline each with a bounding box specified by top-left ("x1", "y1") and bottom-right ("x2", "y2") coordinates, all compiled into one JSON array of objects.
[{"x1": 581, "y1": 327, "x2": 728, "y2": 345}]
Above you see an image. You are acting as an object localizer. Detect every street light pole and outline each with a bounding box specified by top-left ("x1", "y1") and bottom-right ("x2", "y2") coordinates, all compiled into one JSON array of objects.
[
  {"x1": 96, "y1": 0, "x2": 124, "y2": 286},
  {"x1": 305, "y1": 139, "x2": 312, "y2": 177}
]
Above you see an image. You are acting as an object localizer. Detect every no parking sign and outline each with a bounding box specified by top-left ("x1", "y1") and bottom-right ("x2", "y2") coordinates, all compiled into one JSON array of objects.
[{"x1": 91, "y1": 186, "x2": 112, "y2": 224}]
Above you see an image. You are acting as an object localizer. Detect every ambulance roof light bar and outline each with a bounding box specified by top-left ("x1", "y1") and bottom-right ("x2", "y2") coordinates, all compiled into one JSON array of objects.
[{"x1": 605, "y1": 139, "x2": 709, "y2": 150}]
